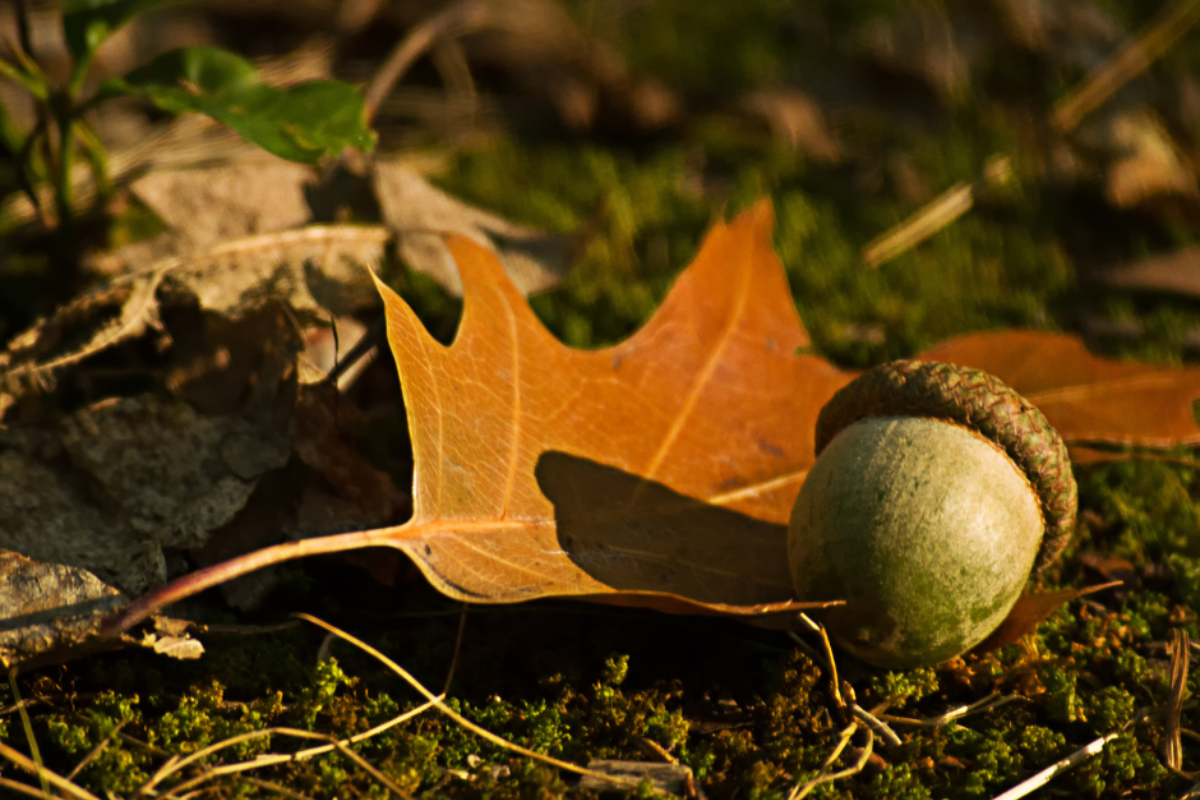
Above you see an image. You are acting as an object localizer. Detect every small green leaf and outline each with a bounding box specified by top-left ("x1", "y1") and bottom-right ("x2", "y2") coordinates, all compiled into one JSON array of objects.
[
  {"x1": 63, "y1": 0, "x2": 172, "y2": 63},
  {"x1": 100, "y1": 47, "x2": 376, "y2": 163}
]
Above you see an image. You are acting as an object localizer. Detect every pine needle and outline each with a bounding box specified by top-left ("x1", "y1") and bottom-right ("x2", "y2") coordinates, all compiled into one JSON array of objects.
[{"x1": 292, "y1": 612, "x2": 645, "y2": 790}]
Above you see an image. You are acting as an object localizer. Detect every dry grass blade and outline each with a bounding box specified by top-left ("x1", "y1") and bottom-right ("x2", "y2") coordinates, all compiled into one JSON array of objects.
[
  {"x1": 137, "y1": 700, "x2": 437, "y2": 795},
  {"x1": 880, "y1": 693, "x2": 1023, "y2": 728},
  {"x1": 850, "y1": 704, "x2": 902, "y2": 748},
  {"x1": 862, "y1": 155, "x2": 1011, "y2": 268},
  {"x1": 8, "y1": 669, "x2": 51, "y2": 799},
  {"x1": 0, "y1": 739, "x2": 103, "y2": 800},
  {"x1": 0, "y1": 775, "x2": 70, "y2": 800},
  {"x1": 292, "y1": 613, "x2": 644, "y2": 789},
  {"x1": 1167, "y1": 628, "x2": 1191, "y2": 771},
  {"x1": 1053, "y1": 0, "x2": 1200, "y2": 133},
  {"x1": 65, "y1": 721, "x2": 124, "y2": 781}
]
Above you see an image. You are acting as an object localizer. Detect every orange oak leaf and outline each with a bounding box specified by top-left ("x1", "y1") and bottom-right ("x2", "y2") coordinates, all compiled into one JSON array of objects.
[
  {"x1": 919, "y1": 331, "x2": 1200, "y2": 450},
  {"x1": 110, "y1": 200, "x2": 851, "y2": 630}
]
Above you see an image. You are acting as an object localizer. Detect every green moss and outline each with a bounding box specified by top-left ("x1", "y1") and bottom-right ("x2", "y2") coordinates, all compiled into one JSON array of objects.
[{"x1": 868, "y1": 667, "x2": 939, "y2": 710}]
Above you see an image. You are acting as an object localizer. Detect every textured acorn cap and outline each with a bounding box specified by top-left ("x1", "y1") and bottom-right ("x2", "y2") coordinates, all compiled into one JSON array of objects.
[{"x1": 815, "y1": 360, "x2": 1077, "y2": 572}]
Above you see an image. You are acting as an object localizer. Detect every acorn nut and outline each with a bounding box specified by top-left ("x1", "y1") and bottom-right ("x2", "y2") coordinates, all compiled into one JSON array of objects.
[{"x1": 787, "y1": 360, "x2": 1078, "y2": 669}]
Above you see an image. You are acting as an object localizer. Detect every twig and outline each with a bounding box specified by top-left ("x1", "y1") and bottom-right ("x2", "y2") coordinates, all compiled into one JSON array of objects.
[
  {"x1": 1052, "y1": 0, "x2": 1200, "y2": 133},
  {"x1": 990, "y1": 699, "x2": 1200, "y2": 800},
  {"x1": 0, "y1": 739, "x2": 103, "y2": 800},
  {"x1": 293, "y1": 613, "x2": 644, "y2": 789},
  {"x1": 797, "y1": 613, "x2": 844, "y2": 711},
  {"x1": 363, "y1": 0, "x2": 495, "y2": 121},
  {"x1": 850, "y1": 704, "x2": 902, "y2": 748},
  {"x1": 989, "y1": 730, "x2": 1122, "y2": 800},
  {"x1": 862, "y1": 154, "x2": 1012, "y2": 268},
  {"x1": 880, "y1": 693, "x2": 1023, "y2": 729}
]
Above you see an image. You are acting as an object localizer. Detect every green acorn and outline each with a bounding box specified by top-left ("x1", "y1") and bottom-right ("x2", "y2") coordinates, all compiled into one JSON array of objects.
[{"x1": 788, "y1": 360, "x2": 1078, "y2": 669}]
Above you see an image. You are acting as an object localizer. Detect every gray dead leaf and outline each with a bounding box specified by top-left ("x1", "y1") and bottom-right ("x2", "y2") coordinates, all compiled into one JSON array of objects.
[
  {"x1": 0, "y1": 550, "x2": 206, "y2": 668},
  {"x1": 373, "y1": 159, "x2": 575, "y2": 297},
  {"x1": 159, "y1": 225, "x2": 387, "y2": 319},
  {"x1": 579, "y1": 760, "x2": 697, "y2": 796},
  {"x1": 0, "y1": 394, "x2": 289, "y2": 596},
  {"x1": 1102, "y1": 111, "x2": 1198, "y2": 208},
  {"x1": 858, "y1": 8, "x2": 986, "y2": 99},
  {"x1": 739, "y1": 90, "x2": 841, "y2": 163},
  {"x1": 1095, "y1": 246, "x2": 1200, "y2": 298},
  {"x1": 95, "y1": 160, "x2": 317, "y2": 274},
  {"x1": 0, "y1": 550, "x2": 126, "y2": 669}
]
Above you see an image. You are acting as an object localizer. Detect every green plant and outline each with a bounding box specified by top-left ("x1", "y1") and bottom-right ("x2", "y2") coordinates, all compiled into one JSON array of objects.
[{"x1": 0, "y1": 0, "x2": 374, "y2": 242}]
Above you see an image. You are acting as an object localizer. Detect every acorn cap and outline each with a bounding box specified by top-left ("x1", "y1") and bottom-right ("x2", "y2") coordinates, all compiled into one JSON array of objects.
[{"x1": 815, "y1": 360, "x2": 1077, "y2": 572}]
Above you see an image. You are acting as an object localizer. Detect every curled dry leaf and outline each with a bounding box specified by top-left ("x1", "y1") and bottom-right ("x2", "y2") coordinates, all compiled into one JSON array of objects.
[
  {"x1": 110, "y1": 200, "x2": 1200, "y2": 641},
  {"x1": 1, "y1": 225, "x2": 386, "y2": 413}
]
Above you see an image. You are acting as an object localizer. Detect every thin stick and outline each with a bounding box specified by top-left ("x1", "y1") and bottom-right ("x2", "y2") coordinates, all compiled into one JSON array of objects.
[
  {"x1": 137, "y1": 700, "x2": 437, "y2": 795},
  {"x1": 850, "y1": 704, "x2": 902, "y2": 748},
  {"x1": 363, "y1": 0, "x2": 494, "y2": 121},
  {"x1": 292, "y1": 613, "x2": 642, "y2": 789},
  {"x1": 1052, "y1": 0, "x2": 1200, "y2": 133},
  {"x1": 798, "y1": 613, "x2": 844, "y2": 710},
  {"x1": 881, "y1": 693, "x2": 1022, "y2": 729},
  {"x1": 443, "y1": 604, "x2": 469, "y2": 696},
  {"x1": 8, "y1": 669, "x2": 50, "y2": 799},
  {"x1": 0, "y1": 739, "x2": 104, "y2": 800},
  {"x1": 989, "y1": 730, "x2": 1122, "y2": 800}
]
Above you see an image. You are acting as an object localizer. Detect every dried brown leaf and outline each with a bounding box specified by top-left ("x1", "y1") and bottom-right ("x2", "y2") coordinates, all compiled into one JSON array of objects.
[
  {"x1": 374, "y1": 159, "x2": 575, "y2": 296},
  {"x1": 971, "y1": 582, "x2": 1120, "y2": 654},
  {"x1": 918, "y1": 330, "x2": 1200, "y2": 448}
]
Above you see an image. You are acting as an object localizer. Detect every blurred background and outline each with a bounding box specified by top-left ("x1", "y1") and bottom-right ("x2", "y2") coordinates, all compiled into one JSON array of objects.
[{"x1": 6, "y1": 0, "x2": 1200, "y2": 369}]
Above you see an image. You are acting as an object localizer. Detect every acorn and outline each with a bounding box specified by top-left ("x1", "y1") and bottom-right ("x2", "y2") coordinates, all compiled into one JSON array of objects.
[{"x1": 787, "y1": 360, "x2": 1077, "y2": 669}]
